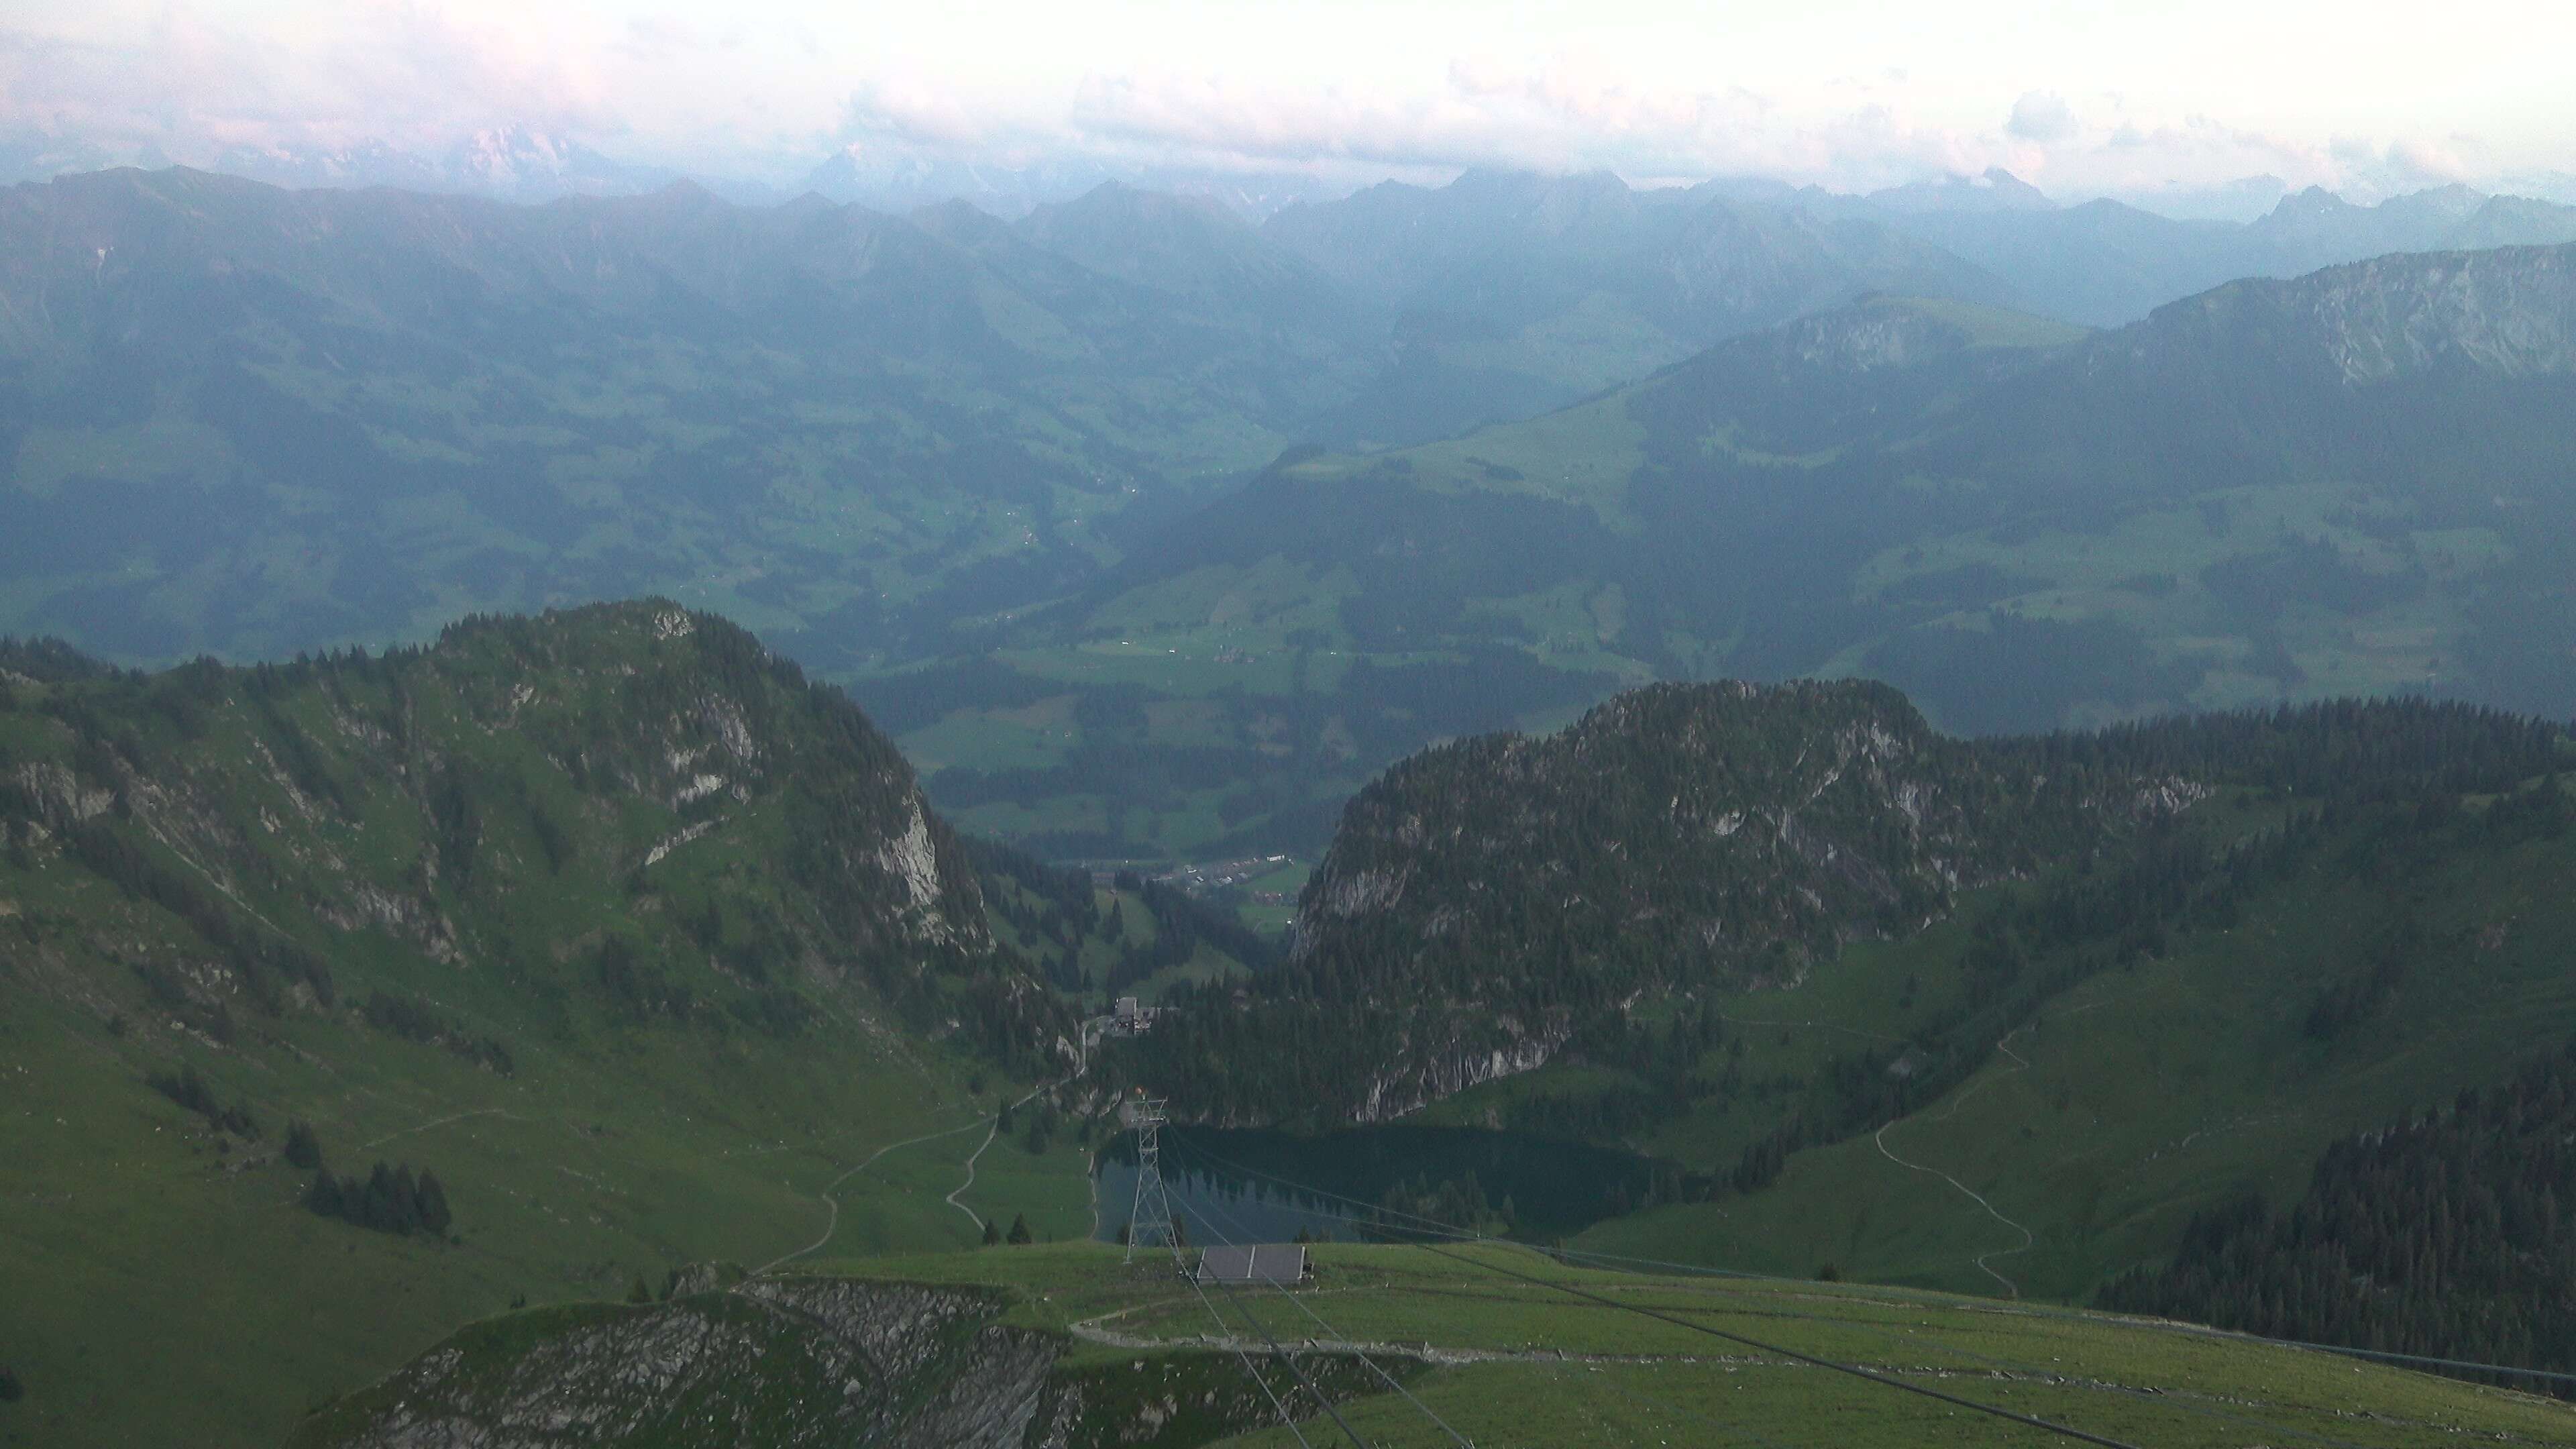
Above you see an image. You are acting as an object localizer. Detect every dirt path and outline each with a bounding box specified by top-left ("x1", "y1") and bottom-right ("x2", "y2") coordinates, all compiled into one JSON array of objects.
[
  {"x1": 1923, "y1": 1025, "x2": 2032, "y2": 1124},
  {"x1": 942, "y1": 1119, "x2": 1003, "y2": 1229},
  {"x1": 941, "y1": 1079, "x2": 1069, "y2": 1232},
  {"x1": 360, "y1": 1106, "x2": 530, "y2": 1151},
  {"x1": 755, "y1": 1118, "x2": 991, "y2": 1275},
  {"x1": 1069, "y1": 1303, "x2": 1776, "y2": 1369},
  {"x1": 1874, "y1": 1030, "x2": 2038, "y2": 1297}
]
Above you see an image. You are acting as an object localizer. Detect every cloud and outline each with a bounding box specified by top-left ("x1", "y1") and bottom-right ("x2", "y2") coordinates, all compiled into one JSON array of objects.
[
  {"x1": 1002, "y1": 61, "x2": 1982, "y2": 192},
  {"x1": 1, "y1": 5, "x2": 2551, "y2": 207},
  {"x1": 2006, "y1": 91, "x2": 2078, "y2": 144},
  {"x1": 1, "y1": 7, "x2": 618, "y2": 158}
]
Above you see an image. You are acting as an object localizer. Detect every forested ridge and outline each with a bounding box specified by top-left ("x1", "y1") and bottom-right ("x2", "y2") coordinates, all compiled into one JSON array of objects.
[
  {"x1": 1124, "y1": 682, "x2": 2570, "y2": 1134},
  {"x1": 0, "y1": 601, "x2": 1071, "y2": 1075}
]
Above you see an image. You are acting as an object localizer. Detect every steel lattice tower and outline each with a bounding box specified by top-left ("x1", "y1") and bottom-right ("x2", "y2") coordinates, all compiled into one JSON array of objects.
[{"x1": 1120, "y1": 1089, "x2": 1178, "y2": 1265}]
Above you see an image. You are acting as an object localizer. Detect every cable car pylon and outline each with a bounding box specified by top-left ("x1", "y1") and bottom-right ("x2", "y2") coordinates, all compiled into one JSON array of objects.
[{"x1": 1120, "y1": 1087, "x2": 1179, "y2": 1265}]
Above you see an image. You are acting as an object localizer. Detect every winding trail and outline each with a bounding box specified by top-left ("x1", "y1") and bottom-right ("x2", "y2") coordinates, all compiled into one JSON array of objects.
[
  {"x1": 1872, "y1": 1120, "x2": 2035, "y2": 1297},
  {"x1": 942, "y1": 1119, "x2": 1004, "y2": 1228},
  {"x1": 1071, "y1": 1306, "x2": 1776, "y2": 1369},
  {"x1": 762, "y1": 1077, "x2": 1077, "y2": 1271},
  {"x1": 754, "y1": 1118, "x2": 991, "y2": 1275},
  {"x1": 1923, "y1": 1026, "x2": 2032, "y2": 1124},
  {"x1": 1873, "y1": 1030, "x2": 2037, "y2": 1297},
  {"x1": 360, "y1": 1106, "x2": 526, "y2": 1151},
  {"x1": 942, "y1": 1077, "x2": 1079, "y2": 1230}
]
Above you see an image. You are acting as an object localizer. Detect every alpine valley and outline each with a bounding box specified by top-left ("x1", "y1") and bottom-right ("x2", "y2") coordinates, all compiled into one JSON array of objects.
[{"x1": 5, "y1": 152, "x2": 2576, "y2": 1449}]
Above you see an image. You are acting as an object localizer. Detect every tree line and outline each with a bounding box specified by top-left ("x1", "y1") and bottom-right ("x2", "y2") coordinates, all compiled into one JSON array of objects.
[{"x1": 2100, "y1": 1039, "x2": 2576, "y2": 1395}]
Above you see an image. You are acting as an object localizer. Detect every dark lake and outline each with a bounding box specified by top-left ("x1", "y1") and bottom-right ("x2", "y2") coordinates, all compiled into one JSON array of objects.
[{"x1": 1091, "y1": 1124, "x2": 1682, "y2": 1247}]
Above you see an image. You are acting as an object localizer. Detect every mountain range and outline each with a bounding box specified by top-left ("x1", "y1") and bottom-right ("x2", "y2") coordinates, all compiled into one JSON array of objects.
[
  {"x1": 13, "y1": 96, "x2": 2576, "y2": 1449},
  {"x1": 6, "y1": 594, "x2": 2575, "y2": 1443},
  {"x1": 6, "y1": 164, "x2": 2576, "y2": 867},
  {"x1": 902, "y1": 242, "x2": 2576, "y2": 859}
]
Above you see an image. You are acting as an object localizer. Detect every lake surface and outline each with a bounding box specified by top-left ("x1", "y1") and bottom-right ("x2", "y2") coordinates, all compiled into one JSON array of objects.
[{"x1": 1091, "y1": 1124, "x2": 1680, "y2": 1247}]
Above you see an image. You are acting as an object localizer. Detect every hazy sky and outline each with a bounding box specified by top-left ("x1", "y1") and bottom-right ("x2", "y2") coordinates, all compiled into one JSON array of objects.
[{"x1": 6, "y1": 0, "x2": 2571, "y2": 199}]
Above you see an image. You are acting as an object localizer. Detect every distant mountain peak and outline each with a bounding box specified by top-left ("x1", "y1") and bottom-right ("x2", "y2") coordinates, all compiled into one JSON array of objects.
[
  {"x1": 1045, "y1": 178, "x2": 1241, "y2": 227},
  {"x1": 647, "y1": 176, "x2": 722, "y2": 207},
  {"x1": 2269, "y1": 184, "x2": 2359, "y2": 219},
  {"x1": 2383, "y1": 181, "x2": 2489, "y2": 220},
  {"x1": 1867, "y1": 167, "x2": 2056, "y2": 215},
  {"x1": 416, "y1": 125, "x2": 671, "y2": 199}
]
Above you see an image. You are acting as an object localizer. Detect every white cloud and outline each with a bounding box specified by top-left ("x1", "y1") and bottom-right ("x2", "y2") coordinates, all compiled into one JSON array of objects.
[
  {"x1": 4, "y1": 1, "x2": 2569, "y2": 203},
  {"x1": 2006, "y1": 91, "x2": 2078, "y2": 144}
]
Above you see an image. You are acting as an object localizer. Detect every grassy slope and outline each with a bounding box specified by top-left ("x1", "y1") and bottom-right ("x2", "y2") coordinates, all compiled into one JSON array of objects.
[
  {"x1": 1574, "y1": 805, "x2": 2576, "y2": 1301},
  {"x1": 0, "y1": 606, "x2": 1105, "y2": 1448},
  {"x1": 798, "y1": 1240, "x2": 2576, "y2": 1448},
  {"x1": 0, "y1": 989, "x2": 1070, "y2": 1447}
]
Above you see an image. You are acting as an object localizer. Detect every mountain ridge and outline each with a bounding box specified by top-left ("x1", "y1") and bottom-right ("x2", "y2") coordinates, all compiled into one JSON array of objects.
[
  {"x1": 0, "y1": 598, "x2": 1108, "y2": 1447},
  {"x1": 906, "y1": 244, "x2": 2576, "y2": 861}
]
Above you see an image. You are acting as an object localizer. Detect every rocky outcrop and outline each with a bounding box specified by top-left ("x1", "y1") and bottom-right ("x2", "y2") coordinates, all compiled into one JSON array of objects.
[
  {"x1": 1295, "y1": 679, "x2": 2019, "y2": 973},
  {"x1": 304, "y1": 1280, "x2": 1057, "y2": 1449},
  {"x1": 297, "y1": 1275, "x2": 1369, "y2": 1449},
  {"x1": 1352, "y1": 1028, "x2": 1568, "y2": 1124},
  {"x1": 2301, "y1": 246, "x2": 2576, "y2": 382},
  {"x1": 2126, "y1": 241, "x2": 2576, "y2": 384}
]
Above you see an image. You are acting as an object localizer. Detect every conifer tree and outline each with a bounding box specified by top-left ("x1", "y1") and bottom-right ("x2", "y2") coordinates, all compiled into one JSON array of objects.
[
  {"x1": 416, "y1": 1171, "x2": 452, "y2": 1236},
  {"x1": 391, "y1": 1165, "x2": 425, "y2": 1235},
  {"x1": 305, "y1": 1170, "x2": 343, "y2": 1219},
  {"x1": 284, "y1": 1120, "x2": 323, "y2": 1171},
  {"x1": 1006, "y1": 1212, "x2": 1033, "y2": 1245}
]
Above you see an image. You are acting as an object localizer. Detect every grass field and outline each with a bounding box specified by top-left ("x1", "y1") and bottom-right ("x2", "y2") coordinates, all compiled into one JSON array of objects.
[
  {"x1": 807, "y1": 1240, "x2": 2576, "y2": 1447},
  {"x1": 0, "y1": 969, "x2": 1102, "y2": 1449}
]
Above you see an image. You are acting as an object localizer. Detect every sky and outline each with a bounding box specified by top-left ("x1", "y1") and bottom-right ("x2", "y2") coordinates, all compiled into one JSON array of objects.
[{"x1": 5, "y1": 0, "x2": 2572, "y2": 206}]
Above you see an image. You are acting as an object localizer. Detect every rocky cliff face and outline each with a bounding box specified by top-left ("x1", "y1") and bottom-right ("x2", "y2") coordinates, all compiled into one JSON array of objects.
[
  {"x1": 1349, "y1": 1028, "x2": 1566, "y2": 1125},
  {"x1": 294, "y1": 1275, "x2": 1369, "y2": 1449},
  {"x1": 297, "y1": 1280, "x2": 1057, "y2": 1449},
  {"x1": 0, "y1": 601, "x2": 1032, "y2": 1027},
  {"x1": 2119, "y1": 241, "x2": 2576, "y2": 384}
]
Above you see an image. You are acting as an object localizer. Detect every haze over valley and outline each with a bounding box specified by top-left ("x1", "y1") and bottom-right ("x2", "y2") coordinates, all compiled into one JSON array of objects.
[{"x1": 6, "y1": 4, "x2": 2576, "y2": 1447}]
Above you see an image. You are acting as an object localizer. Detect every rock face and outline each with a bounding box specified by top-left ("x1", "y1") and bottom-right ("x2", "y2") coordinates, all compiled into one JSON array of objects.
[
  {"x1": 2133, "y1": 242, "x2": 2576, "y2": 384},
  {"x1": 293, "y1": 1277, "x2": 1360, "y2": 1449},
  {"x1": 301, "y1": 1281, "x2": 1057, "y2": 1449},
  {"x1": 1350, "y1": 1030, "x2": 1566, "y2": 1125}
]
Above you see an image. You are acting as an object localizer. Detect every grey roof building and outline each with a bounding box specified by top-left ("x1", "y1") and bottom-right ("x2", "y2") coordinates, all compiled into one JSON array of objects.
[{"x1": 1193, "y1": 1244, "x2": 1311, "y2": 1285}]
